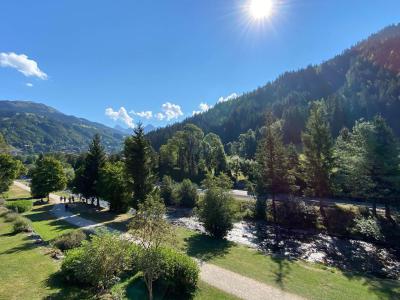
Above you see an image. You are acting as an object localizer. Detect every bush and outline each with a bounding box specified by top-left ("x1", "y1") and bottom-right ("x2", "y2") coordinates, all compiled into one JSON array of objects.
[
  {"x1": 4, "y1": 211, "x2": 18, "y2": 222},
  {"x1": 160, "y1": 247, "x2": 199, "y2": 299},
  {"x1": 13, "y1": 216, "x2": 32, "y2": 233},
  {"x1": 198, "y1": 188, "x2": 235, "y2": 239},
  {"x1": 0, "y1": 206, "x2": 8, "y2": 217},
  {"x1": 61, "y1": 232, "x2": 135, "y2": 290},
  {"x1": 324, "y1": 204, "x2": 360, "y2": 235},
  {"x1": 0, "y1": 198, "x2": 5, "y2": 206},
  {"x1": 178, "y1": 179, "x2": 198, "y2": 208},
  {"x1": 352, "y1": 217, "x2": 383, "y2": 242},
  {"x1": 53, "y1": 230, "x2": 88, "y2": 251},
  {"x1": 160, "y1": 175, "x2": 178, "y2": 206},
  {"x1": 6, "y1": 200, "x2": 33, "y2": 213},
  {"x1": 275, "y1": 199, "x2": 319, "y2": 229}
]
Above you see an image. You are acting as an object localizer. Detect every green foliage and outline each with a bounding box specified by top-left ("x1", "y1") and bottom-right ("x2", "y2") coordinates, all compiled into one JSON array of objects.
[
  {"x1": 160, "y1": 247, "x2": 199, "y2": 299},
  {"x1": 4, "y1": 211, "x2": 18, "y2": 222},
  {"x1": 98, "y1": 161, "x2": 130, "y2": 212},
  {"x1": 77, "y1": 134, "x2": 106, "y2": 204},
  {"x1": 275, "y1": 199, "x2": 319, "y2": 229},
  {"x1": 61, "y1": 232, "x2": 134, "y2": 290},
  {"x1": 129, "y1": 192, "x2": 173, "y2": 300},
  {"x1": 178, "y1": 179, "x2": 198, "y2": 208},
  {"x1": 198, "y1": 188, "x2": 235, "y2": 239},
  {"x1": 352, "y1": 217, "x2": 383, "y2": 242},
  {"x1": 0, "y1": 154, "x2": 24, "y2": 194},
  {"x1": 53, "y1": 230, "x2": 88, "y2": 251},
  {"x1": 124, "y1": 124, "x2": 155, "y2": 208},
  {"x1": 30, "y1": 155, "x2": 67, "y2": 199},
  {"x1": 301, "y1": 101, "x2": 334, "y2": 198},
  {"x1": 6, "y1": 200, "x2": 33, "y2": 213},
  {"x1": 201, "y1": 172, "x2": 233, "y2": 190},
  {"x1": 160, "y1": 175, "x2": 178, "y2": 206},
  {"x1": 12, "y1": 216, "x2": 32, "y2": 233},
  {"x1": 324, "y1": 204, "x2": 360, "y2": 236}
]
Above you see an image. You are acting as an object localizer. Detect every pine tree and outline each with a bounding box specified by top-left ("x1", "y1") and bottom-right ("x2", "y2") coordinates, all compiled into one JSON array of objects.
[
  {"x1": 301, "y1": 101, "x2": 334, "y2": 210},
  {"x1": 257, "y1": 112, "x2": 292, "y2": 223},
  {"x1": 83, "y1": 134, "x2": 106, "y2": 206},
  {"x1": 124, "y1": 124, "x2": 155, "y2": 208},
  {"x1": 369, "y1": 116, "x2": 400, "y2": 218}
]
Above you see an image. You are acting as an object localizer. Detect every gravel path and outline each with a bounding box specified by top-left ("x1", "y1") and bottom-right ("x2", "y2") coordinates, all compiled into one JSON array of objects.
[{"x1": 14, "y1": 181, "x2": 304, "y2": 300}]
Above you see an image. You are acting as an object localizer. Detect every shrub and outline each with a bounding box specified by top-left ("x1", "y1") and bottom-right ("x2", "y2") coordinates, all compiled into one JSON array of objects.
[
  {"x1": 0, "y1": 206, "x2": 8, "y2": 217},
  {"x1": 275, "y1": 198, "x2": 319, "y2": 229},
  {"x1": 6, "y1": 200, "x2": 33, "y2": 213},
  {"x1": 198, "y1": 188, "x2": 235, "y2": 239},
  {"x1": 160, "y1": 247, "x2": 199, "y2": 299},
  {"x1": 0, "y1": 198, "x2": 5, "y2": 206},
  {"x1": 324, "y1": 204, "x2": 360, "y2": 235},
  {"x1": 160, "y1": 175, "x2": 178, "y2": 206},
  {"x1": 352, "y1": 217, "x2": 383, "y2": 242},
  {"x1": 4, "y1": 211, "x2": 18, "y2": 222},
  {"x1": 61, "y1": 232, "x2": 135, "y2": 290},
  {"x1": 53, "y1": 230, "x2": 88, "y2": 251},
  {"x1": 13, "y1": 216, "x2": 32, "y2": 233},
  {"x1": 178, "y1": 179, "x2": 198, "y2": 208}
]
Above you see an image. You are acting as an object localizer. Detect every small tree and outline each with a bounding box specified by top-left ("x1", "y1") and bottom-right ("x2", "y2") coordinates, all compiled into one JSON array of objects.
[
  {"x1": 201, "y1": 172, "x2": 233, "y2": 190},
  {"x1": 129, "y1": 192, "x2": 173, "y2": 300},
  {"x1": 160, "y1": 175, "x2": 177, "y2": 206},
  {"x1": 0, "y1": 154, "x2": 24, "y2": 196},
  {"x1": 198, "y1": 187, "x2": 235, "y2": 239},
  {"x1": 98, "y1": 161, "x2": 130, "y2": 213},
  {"x1": 30, "y1": 155, "x2": 67, "y2": 201},
  {"x1": 178, "y1": 179, "x2": 198, "y2": 208}
]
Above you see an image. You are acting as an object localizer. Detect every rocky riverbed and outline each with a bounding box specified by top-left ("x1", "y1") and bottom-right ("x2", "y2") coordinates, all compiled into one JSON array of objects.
[{"x1": 166, "y1": 208, "x2": 400, "y2": 279}]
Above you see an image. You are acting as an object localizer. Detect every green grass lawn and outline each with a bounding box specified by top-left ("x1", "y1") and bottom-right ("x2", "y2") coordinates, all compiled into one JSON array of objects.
[
  {"x1": 0, "y1": 217, "x2": 90, "y2": 300},
  {"x1": 53, "y1": 196, "x2": 400, "y2": 300},
  {"x1": 175, "y1": 227, "x2": 400, "y2": 300}
]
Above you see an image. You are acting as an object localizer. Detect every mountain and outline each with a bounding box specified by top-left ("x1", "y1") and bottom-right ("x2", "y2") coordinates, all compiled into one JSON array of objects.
[
  {"x1": 0, "y1": 101, "x2": 124, "y2": 153},
  {"x1": 147, "y1": 24, "x2": 400, "y2": 150},
  {"x1": 114, "y1": 124, "x2": 156, "y2": 135}
]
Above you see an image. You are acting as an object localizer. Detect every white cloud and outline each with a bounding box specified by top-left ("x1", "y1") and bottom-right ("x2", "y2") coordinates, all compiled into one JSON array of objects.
[
  {"x1": 192, "y1": 102, "x2": 211, "y2": 116},
  {"x1": 131, "y1": 110, "x2": 153, "y2": 119},
  {"x1": 0, "y1": 52, "x2": 47, "y2": 79},
  {"x1": 161, "y1": 102, "x2": 183, "y2": 120},
  {"x1": 105, "y1": 107, "x2": 135, "y2": 128},
  {"x1": 217, "y1": 92, "x2": 238, "y2": 103},
  {"x1": 155, "y1": 113, "x2": 165, "y2": 121},
  {"x1": 26, "y1": 82, "x2": 33, "y2": 87}
]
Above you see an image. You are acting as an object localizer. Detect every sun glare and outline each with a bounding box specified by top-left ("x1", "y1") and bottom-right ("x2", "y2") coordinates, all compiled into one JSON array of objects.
[{"x1": 248, "y1": 0, "x2": 274, "y2": 20}]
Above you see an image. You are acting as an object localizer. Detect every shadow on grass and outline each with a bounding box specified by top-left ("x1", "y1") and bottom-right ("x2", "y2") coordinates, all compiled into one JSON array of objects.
[
  {"x1": 185, "y1": 233, "x2": 233, "y2": 261},
  {"x1": 271, "y1": 255, "x2": 292, "y2": 290},
  {"x1": 0, "y1": 235, "x2": 38, "y2": 254},
  {"x1": 5, "y1": 197, "x2": 34, "y2": 201},
  {"x1": 44, "y1": 272, "x2": 95, "y2": 300}
]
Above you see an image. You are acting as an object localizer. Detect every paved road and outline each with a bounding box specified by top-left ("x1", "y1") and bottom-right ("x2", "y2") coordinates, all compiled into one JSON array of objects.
[{"x1": 14, "y1": 181, "x2": 304, "y2": 300}]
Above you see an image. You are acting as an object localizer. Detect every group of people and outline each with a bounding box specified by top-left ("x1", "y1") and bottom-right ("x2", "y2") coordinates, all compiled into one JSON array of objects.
[{"x1": 60, "y1": 195, "x2": 76, "y2": 203}]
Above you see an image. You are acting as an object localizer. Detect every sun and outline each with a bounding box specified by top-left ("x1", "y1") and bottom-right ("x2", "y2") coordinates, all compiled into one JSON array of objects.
[{"x1": 248, "y1": 0, "x2": 274, "y2": 20}]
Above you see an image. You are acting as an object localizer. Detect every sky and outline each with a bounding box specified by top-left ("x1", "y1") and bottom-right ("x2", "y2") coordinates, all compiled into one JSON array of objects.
[{"x1": 0, "y1": 0, "x2": 399, "y2": 129}]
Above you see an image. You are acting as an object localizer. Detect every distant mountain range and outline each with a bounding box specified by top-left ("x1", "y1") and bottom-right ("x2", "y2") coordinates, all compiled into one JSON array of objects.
[
  {"x1": 147, "y1": 24, "x2": 400, "y2": 149},
  {"x1": 114, "y1": 124, "x2": 156, "y2": 135},
  {"x1": 0, "y1": 100, "x2": 124, "y2": 153}
]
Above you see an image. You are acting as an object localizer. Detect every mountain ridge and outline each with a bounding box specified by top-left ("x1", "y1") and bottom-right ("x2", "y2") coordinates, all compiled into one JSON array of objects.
[
  {"x1": 0, "y1": 100, "x2": 124, "y2": 153},
  {"x1": 147, "y1": 24, "x2": 400, "y2": 150}
]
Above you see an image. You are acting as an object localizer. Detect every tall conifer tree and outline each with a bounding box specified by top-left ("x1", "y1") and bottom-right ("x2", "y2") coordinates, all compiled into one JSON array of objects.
[
  {"x1": 301, "y1": 102, "x2": 334, "y2": 210},
  {"x1": 124, "y1": 123, "x2": 155, "y2": 208}
]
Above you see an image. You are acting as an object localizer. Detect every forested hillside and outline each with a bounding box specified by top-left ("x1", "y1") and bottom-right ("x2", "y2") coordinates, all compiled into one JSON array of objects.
[
  {"x1": 147, "y1": 24, "x2": 400, "y2": 150},
  {"x1": 0, "y1": 101, "x2": 124, "y2": 153}
]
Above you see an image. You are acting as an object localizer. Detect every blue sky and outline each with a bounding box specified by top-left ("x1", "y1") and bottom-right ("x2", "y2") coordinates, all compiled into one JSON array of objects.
[{"x1": 0, "y1": 0, "x2": 399, "y2": 129}]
